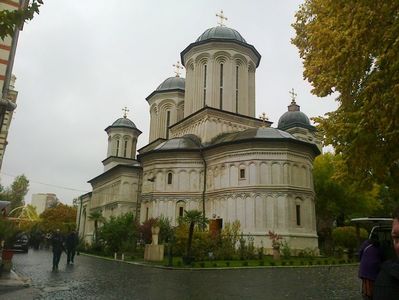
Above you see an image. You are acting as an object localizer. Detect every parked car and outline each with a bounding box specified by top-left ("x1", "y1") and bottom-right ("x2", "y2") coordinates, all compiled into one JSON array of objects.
[
  {"x1": 351, "y1": 217, "x2": 394, "y2": 260},
  {"x1": 12, "y1": 233, "x2": 29, "y2": 253}
]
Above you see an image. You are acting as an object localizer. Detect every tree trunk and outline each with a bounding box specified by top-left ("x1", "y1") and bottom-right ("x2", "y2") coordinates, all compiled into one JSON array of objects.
[{"x1": 186, "y1": 222, "x2": 194, "y2": 257}]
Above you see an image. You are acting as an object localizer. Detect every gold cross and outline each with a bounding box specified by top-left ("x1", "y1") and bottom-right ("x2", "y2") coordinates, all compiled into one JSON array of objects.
[
  {"x1": 173, "y1": 61, "x2": 183, "y2": 77},
  {"x1": 216, "y1": 9, "x2": 228, "y2": 26},
  {"x1": 259, "y1": 112, "x2": 268, "y2": 127},
  {"x1": 289, "y1": 88, "x2": 297, "y2": 103},
  {"x1": 122, "y1": 106, "x2": 129, "y2": 118}
]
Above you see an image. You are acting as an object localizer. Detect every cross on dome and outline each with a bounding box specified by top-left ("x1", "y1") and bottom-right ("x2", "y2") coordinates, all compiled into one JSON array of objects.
[
  {"x1": 289, "y1": 88, "x2": 297, "y2": 104},
  {"x1": 122, "y1": 106, "x2": 129, "y2": 118},
  {"x1": 216, "y1": 9, "x2": 228, "y2": 27},
  {"x1": 259, "y1": 112, "x2": 269, "y2": 127},
  {"x1": 173, "y1": 61, "x2": 184, "y2": 77}
]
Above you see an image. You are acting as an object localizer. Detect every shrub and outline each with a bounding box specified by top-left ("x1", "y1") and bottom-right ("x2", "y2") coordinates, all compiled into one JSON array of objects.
[
  {"x1": 242, "y1": 261, "x2": 248, "y2": 266},
  {"x1": 332, "y1": 226, "x2": 368, "y2": 250},
  {"x1": 298, "y1": 247, "x2": 317, "y2": 258},
  {"x1": 269, "y1": 261, "x2": 275, "y2": 266},
  {"x1": 281, "y1": 240, "x2": 291, "y2": 258},
  {"x1": 99, "y1": 213, "x2": 138, "y2": 253},
  {"x1": 225, "y1": 261, "x2": 230, "y2": 267},
  {"x1": 199, "y1": 262, "x2": 205, "y2": 268},
  {"x1": 259, "y1": 260, "x2": 264, "y2": 266}
]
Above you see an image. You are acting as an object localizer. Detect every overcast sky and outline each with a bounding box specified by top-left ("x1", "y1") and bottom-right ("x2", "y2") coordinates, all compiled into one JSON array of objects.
[{"x1": 1, "y1": 1, "x2": 338, "y2": 205}]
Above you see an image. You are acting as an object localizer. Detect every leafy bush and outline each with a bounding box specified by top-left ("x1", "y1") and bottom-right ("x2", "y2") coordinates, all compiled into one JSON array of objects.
[
  {"x1": 99, "y1": 213, "x2": 138, "y2": 253},
  {"x1": 281, "y1": 240, "x2": 291, "y2": 258},
  {"x1": 213, "y1": 221, "x2": 241, "y2": 260},
  {"x1": 139, "y1": 218, "x2": 158, "y2": 244},
  {"x1": 332, "y1": 226, "x2": 368, "y2": 250},
  {"x1": 298, "y1": 247, "x2": 318, "y2": 258},
  {"x1": 173, "y1": 225, "x2": 213, "y2": 261}
]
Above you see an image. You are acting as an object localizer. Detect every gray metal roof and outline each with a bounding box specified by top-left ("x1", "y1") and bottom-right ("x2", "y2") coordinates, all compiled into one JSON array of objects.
[
  {"x1": 156, "y1": 76, "x2": 185, "y2": 91},
  {"x1": 196, "y1": 26, "x2": 246, "y2": 43},
  {"x1": 153, "y1": 134, "x2": 201, "y2": 151},
  {"x1": 110, "y1": 117, "x2": 137, "y2": 129},
  {"x1": 211, "y1": 127, "x2": 297, "y2": 145},
  {"x1": 277, "y1": 100, "x2": 314, "y2": 131}
]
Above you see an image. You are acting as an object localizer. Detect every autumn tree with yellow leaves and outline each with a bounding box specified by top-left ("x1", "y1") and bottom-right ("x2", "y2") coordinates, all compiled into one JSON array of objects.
[{"x1": 292, "y1": 1, "x2": 399, "y2": 199}]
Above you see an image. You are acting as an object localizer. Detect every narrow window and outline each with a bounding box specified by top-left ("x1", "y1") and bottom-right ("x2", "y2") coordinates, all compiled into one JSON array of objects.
[
  {"x1": 166, "y1": 111, "x2": 171, "y2": 139},
  {"x1": 179, "y1": 207, "x2": 184, "y2": 217},
  {"x1": 123, "y1": 140, "x2": 128, "y2": 157},
  {"x1": 296, "y1": 205, "x2": 301, "y2": 226},
  {"x1": 116, "y1": 140, "x2": 120, "y2": 156},
  {"x1": 146, "y1": 207, "x2": 149, "y2": 221},
  {"x1": 167, "y1": 172, "x2": 173, "y2": 184},
  {"x1": 219, "y1": 63, "x2": 224, "y2": 109},
  {"x1": 203, "y1": 64, "x2": 207, "y2": 106},
  {"x1": 235, "y1": 65, "x2": 239, "y2": 113},
  {"x1": 240, "y1": 168, "x2": 245, "y2": 179}
]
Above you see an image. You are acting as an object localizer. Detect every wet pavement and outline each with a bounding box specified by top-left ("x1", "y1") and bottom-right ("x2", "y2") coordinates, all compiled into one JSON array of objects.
[{"x1": 1, "y1": 249, "x2": 361, "y2": 299}]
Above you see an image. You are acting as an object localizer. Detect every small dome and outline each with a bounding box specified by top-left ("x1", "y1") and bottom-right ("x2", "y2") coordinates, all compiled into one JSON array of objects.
[
  {"x1": 156, "y1": 76, "x2": 185, "y2": 92},
  {"x1": 277, "y1": 100, "x2": 312, "y2": 130},
  {"x1": 153, "y1": 135, "x2": 201, "y2": 151},
  {"x1": 110, "y1": 117, "x2": 137, "y2": 129},
  {"x1": 196, "y1": 26, "x2": 246, "y2": 43}
]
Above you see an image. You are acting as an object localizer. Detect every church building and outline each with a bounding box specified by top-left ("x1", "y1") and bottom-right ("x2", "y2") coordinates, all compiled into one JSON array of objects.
[{"x1": 77, "y1": 16, "x2": 321, "y2": 252}]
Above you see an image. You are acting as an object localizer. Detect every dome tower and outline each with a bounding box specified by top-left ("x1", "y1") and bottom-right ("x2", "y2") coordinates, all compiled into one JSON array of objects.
[
  {"x1": 103, "y1": 108, "x2": 142, "y2": 171},
  {"x1": 146, "y1": 68, "x2": 185, "y2": 143},
  {"x1": 277, "y1": 93, "x2": 321, "y2": 150},
  {"x1": 180, "y1": 18, "x2": 261, "y2": 118}
]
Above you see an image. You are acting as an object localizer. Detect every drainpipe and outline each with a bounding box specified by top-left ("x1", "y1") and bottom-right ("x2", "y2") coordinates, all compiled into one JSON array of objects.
[
  {"x1": 77, "y1": 196, "x2": 83, "y2": 236},
  {"x1": 200, "y1": 147, "x2": 207, "y2": 230}
]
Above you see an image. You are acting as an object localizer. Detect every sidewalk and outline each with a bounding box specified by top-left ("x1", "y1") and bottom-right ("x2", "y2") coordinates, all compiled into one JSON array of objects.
[{"x1": 0, "y1": 268, "x2": 31, "y2": 287}]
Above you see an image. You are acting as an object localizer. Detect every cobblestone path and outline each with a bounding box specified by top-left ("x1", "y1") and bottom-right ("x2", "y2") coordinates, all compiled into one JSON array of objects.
[{"x1": 2, "y1": 249, "x2": 360, "y2": 299}]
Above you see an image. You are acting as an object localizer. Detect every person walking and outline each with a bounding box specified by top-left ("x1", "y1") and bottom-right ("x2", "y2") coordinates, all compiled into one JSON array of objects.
[
  {"x1": 358, "y1": 232, "x2": 384, "y2": 300},
  {"x1": 51, "y1": 229, "x2": 65, "y2": 271},
  {"x1": 374, "y1": 207, "x2": 399, "y2": 299},
  {"x1": 66, "y1": 230, "x2": 79, "y2": 265}
]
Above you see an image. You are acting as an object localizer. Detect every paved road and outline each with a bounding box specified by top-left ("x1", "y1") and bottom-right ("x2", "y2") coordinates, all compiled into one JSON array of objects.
[{"x1": 2, "y1": 249, "x2": 360, "y2": 299}]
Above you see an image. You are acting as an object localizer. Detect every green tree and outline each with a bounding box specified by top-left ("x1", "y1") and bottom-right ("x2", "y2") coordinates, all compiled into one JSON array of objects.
[
  {"x1": 180, "y1": 209, "x2": 208, "y2": 262},
  {"x1": 0, "y1": 0, "x2": 43, "y2": 40},
  {"x1": 313, "y1": 153, "x2": 381, "y2": 252},
  {"x1": 0, "y1": 174, "x2": 29, "y2": 212},
  {"x1": 99, "y1": 213, "x2": 138, "y2": 253},
  {"x1": 88, "y1": 211, "x2": 105, "y2": 244},
  {"x1": 39, "y1": 203, "x2": 76, "y2": 233},
  {"x1": 292, "y1": 1, "x2": 399, "y2": 194}
]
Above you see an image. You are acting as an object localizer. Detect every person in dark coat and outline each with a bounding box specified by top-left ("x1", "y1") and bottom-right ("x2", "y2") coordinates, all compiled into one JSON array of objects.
[
  {"x1": 51, "y1": 229, "x2": 65, "y2": 271},
  {"x1": 358, "y1": 233, "x2": 384, "y2": 299},
  {"x1": 65, "y1": 230, "x2": 79, "y2": 265},
  {"x1": 374, "y1": 207, "x2": 399, "y2": 299}
]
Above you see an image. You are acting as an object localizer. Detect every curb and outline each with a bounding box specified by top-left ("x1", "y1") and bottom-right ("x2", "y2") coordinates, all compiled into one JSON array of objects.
[
  {"x1": 79, "y1": 253, "x2": 359, "y2": 271},
  {"x1": 0, "y1": 269, "x2": 31, "y2": 289}
]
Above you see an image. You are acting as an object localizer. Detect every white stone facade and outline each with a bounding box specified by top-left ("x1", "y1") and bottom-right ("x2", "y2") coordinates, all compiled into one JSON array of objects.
[{"x1": 78, "y1": 24, "x2": 320, "y2": 252}]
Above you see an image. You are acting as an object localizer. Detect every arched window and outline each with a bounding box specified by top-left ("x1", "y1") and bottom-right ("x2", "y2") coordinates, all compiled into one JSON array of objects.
[
  {"x1": 116, "y1": 140, "x2": 120, "y2": 157},
  {"x1": 123, "y1": 140, "x2": 128, "y2": 157},
  {"x1": 235, "y1": 65, "x2": 239, "y2": 113},
  {"x1": 167, "y1": 172, "x2": 173, "y2": 184},
  {"x1": 296, "y1": 204, "x2": 301, "y2": 226},
  {"x1": 203, "y1": 64, "x2": 207, "y2": 106},
  {"x1": 219, "y1": 63, "x2": 224, "y2": 109},
  {"x1": 239, "y1": 168, "x2": 246, "y2": 179},
  {"x1": 166, "y1": 111, "x2": 171, "y2": 139},
  {"x1": 176, "y1": 201, "x2": 186, "y2": 218}
]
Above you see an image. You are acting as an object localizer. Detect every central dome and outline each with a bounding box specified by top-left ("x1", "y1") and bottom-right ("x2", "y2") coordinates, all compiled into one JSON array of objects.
[{"x1": 196, "y1": 26, "x2": 246, "y2": 43}]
